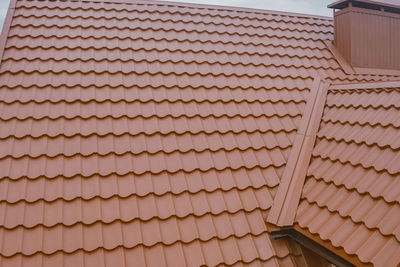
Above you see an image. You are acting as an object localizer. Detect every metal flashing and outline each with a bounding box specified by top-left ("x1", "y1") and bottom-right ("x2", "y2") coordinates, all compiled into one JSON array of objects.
[
  {"x1": 271, "y1": 228, "x2": 356, "y2": 267},
  {"x1": 267, "y1": 77, "x2": 330, "y2": 226},
  {"x1": 352, "y1": 67, "x2": 400, "y2": 76},
  {"x1": 325, "y1": 38, "x2": 400, "y2": 76},
  {"x1": 293, "y1": 226, "x2": 372, "y2": 267},
  {"x1": 324, "y1": 41, "x2": 355, "y2": 75},
  {"x1": 330, "y1": 80, "x2": 400, "y2": 90}
]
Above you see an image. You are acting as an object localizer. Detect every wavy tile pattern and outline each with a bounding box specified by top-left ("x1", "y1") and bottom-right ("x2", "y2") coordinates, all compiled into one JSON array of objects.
[
  {"x1": 296, "y1": 87, "x2": 400, "y2": 267},
  {"x1": 0, "y1": 0, "x2": 320, "y2": 265},
  {"x1": 0, "y1": 0, "x2": 398, "y2": 266}
]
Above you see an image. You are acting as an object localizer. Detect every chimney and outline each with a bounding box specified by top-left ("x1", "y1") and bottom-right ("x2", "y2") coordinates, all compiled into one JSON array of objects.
[{"x1": 328, "y1": 0, "x2": 400, "y2": 71}]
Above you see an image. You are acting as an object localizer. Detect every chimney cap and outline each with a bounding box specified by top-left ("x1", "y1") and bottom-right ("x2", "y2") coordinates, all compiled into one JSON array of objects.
[{"x1": 328, "y1": 0, "x2": 400, "y2": 10}]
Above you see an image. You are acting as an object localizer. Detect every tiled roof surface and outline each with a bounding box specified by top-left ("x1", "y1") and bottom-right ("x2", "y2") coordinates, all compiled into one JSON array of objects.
[
  {"x1": 296, "y1": 84, "x2": 400, "y2": 267},
  {"x1": 0, "y1": 0, "x2": 399, "y2": 266}
]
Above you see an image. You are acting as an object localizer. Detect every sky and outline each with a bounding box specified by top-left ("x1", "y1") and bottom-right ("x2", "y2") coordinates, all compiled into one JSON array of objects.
[{"x1": 0, "y1": 0, "x2": 333, "y2": 33}]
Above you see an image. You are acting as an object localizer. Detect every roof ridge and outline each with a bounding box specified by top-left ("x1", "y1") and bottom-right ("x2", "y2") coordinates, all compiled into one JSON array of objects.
[{"x1": 37, "y1": 0, "x2": 334, "y2": 21}]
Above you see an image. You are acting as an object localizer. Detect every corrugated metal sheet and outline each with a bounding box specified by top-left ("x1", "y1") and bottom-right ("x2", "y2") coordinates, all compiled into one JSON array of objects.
[{"x1": 296, "y1": 84, "x2": 400, "y2": 267}]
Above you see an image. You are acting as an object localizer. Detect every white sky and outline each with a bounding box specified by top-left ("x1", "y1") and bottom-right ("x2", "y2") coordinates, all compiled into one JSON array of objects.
[
  {"x1": 0, "y1": 0, "x2": 8, "y2": 33},
  {"x1": 167, "y1": 0, "x2": 333, "y2": 16},
  {"x1": 0, "y1": 0, "x2": 333, "y2": 33}
]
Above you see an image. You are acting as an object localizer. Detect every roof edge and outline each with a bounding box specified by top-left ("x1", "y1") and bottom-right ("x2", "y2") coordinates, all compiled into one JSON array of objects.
[
  {"x1": 294, "y1": 225, "x2": 372, "y2": 267},
  {"x1": 73, "y1": 0, "x2": 333, "y2": 21},
  {"x1": 330, "y1": 80, "x2": 400, "y2": 90},
  {"x1": 267, "y1": 77, "x2": 330, "y2": 227},
  {"x1": 0, "y1": 0, "x2": 16, "y2": 67},
  {"x1": 270, "y1": 228, "x2": 356, "y2": 267}
]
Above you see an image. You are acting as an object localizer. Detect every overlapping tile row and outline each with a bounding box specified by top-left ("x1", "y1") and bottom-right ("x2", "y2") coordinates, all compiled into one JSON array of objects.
[
  {"x1": 1, "y1": 0, "x2": 398, "y2": 88},
  {"x1": 0, "y1": 236, "x2": 296, "y2": 267},
  {"x1": 2, "y1": 0, "x2": 398, "y2": 266},
  {"x1": 296, "y1": 87, "x2": 400, "y2": 266},
  {"x1": 0, "y1": 85, "x2": 309, "y2": 104},
  {"x1": 0, "y1": 0, "x2": 321, "y2": 265}
]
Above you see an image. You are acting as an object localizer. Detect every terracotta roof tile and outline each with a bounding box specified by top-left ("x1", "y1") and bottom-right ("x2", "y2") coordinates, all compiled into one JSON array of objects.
[
  {"x1": 296, "y1": 84, "x2": 400, "y2": 267},
  {"x1": 1, "y1": 0, "x2": 399, "y2": 265}
]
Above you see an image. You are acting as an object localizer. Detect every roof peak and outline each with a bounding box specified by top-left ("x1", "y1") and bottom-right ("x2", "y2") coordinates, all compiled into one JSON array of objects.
[{"x1": 55, "y1": 0, "x2": 333, "y2": 20}]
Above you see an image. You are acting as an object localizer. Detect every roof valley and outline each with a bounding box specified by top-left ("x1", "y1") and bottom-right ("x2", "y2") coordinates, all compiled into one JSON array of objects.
[{"x1": 267, "y1": 76, "x2": 330, "y2": 226}]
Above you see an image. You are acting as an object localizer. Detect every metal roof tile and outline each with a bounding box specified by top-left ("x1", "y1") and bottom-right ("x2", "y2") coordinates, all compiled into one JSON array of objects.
[
  {"x1": 1, "y1": 0, "x2": 398, "y2": 265},
  {"x1": 297, "y1": 84, "x2": 400, "y2": 266}
]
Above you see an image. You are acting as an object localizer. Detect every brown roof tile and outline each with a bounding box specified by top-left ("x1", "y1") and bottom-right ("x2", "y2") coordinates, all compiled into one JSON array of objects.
[
  {"x1": 296, "y1": 82, "x2": 400, "y2": 267},
  {"x1": 1, "y1": 0, "x2": 399, "y2": 266},
  {"x1": 0, "y1": 0, "x2": 310, "y2": 264}
]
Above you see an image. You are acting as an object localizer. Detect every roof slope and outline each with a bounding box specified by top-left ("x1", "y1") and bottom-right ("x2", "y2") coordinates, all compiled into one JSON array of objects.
[
  {"x1": 0, "y1": 0, "x2": 325, "y2": 266},
  {"x1": 0, "y1": 0, "x2": 399, "y2": 266},
  {"x1": 296, "y1": 82, "x2": 400, "y2": 267}
]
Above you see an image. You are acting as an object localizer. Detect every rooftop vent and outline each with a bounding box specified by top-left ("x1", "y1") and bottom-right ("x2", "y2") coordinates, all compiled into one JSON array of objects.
[{"x1": 328, "y1": 0, "x2": 400, "y2": 71}]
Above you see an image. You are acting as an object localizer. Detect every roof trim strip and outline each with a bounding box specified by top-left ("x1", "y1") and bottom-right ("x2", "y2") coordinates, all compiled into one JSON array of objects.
[
  {"x1": 324, "y1": 41, "x2": 355, "y2": 75},
  {"x1": 0, "y1": 0, "x2": 16, "y2": 67},
  {"x1": 267, "y1": 77, "x2": 330, "y2": 226},
  {"x1": 330, "y1": 80, "x2": 400, "y2": 90},
  {"x1": 352, "y1": 67, "x2": 400, "y2": 76}
]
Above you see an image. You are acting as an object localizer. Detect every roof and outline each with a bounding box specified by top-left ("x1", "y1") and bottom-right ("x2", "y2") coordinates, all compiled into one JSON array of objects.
[
  {"x1": 0, "y1": 0, "x2": 399, "y2": 266},
  {"x1": 295, "y1": 81, "x2": 400, "y2": 267}
]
